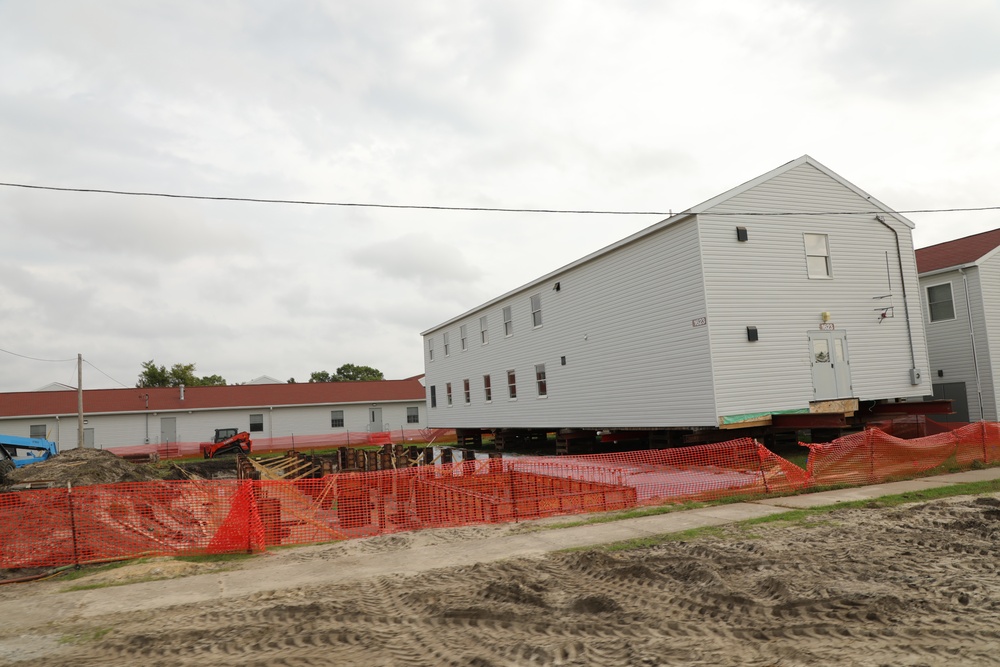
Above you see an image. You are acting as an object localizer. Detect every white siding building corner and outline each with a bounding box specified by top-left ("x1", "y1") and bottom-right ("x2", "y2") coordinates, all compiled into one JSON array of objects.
[
  {"x1": 917, "y1": 228, "x2": 1000, "y2": 422},
  {"x1": 421, "y1": 155, "x2": 931, "y2": 436}
]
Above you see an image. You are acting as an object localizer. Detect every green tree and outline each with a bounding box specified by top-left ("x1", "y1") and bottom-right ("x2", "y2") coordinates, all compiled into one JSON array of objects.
[
  {"x1": 335, "y1": 363, "x2": 384, "y2": 382},
  {"x1": 308, "y1": 364, "x2": 385, "y2": 383},
  {"x1": 136, "y1": 360, "x2": 228, "y2": 388}
]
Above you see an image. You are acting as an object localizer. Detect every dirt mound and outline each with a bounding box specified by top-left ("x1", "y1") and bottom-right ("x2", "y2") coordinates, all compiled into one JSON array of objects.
[{"x1": 2, "y1": 448, "x2": 162, "y2": 488}]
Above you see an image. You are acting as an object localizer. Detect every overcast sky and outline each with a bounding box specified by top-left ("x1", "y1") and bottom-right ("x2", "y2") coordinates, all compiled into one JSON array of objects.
[{"x1": 1, "y1": 1, "x2": 998, "y2": 393}]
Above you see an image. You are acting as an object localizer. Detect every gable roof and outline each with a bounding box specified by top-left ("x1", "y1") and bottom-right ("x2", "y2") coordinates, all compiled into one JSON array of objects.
[
  {"x1": 0, "y1": 377, "x2": 426, "y2": 419},
  {"x1": 422, "y1": 155, "x2": 913, "y2": 335},
  {"x1": 916, "y1": 228, "x2": 1000, "y2": 274}
]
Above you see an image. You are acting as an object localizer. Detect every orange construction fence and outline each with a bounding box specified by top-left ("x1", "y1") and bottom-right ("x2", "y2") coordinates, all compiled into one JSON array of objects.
[{"x1": 2, "y1": 423, "x2": 998, "y2": 569}]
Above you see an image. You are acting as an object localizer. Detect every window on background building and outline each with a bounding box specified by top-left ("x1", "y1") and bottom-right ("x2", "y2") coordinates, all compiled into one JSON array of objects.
[
  {"x1": 535, "y1": 364, "x2": 547, "y2": 397},
  {"x1": 460, "y1": 324, "x2": 468, "y2": 351},
  {"x1": 531, "y1": 294, "x2": 542, "y2": 327},
  {"x1": 927, "y1": 283, "x2": 956, "y2": 322},
  {"x1": 503, "y1": 306, "x2": 513, "y2": 336},
  {"x1": 463, "y1": 379, "x2": 471, "y2": 404},
  {"x1": 443, "y1": 332, "x2": 450, "y2": 356},
  {"x1": 480, "y1": 315, "x2": 489, "y2": 344},
  {"x1": 507, "y1": 370, "x2": 517, "y2": 399},
  {"x1": 250, "y1": 413, "x2": 264, "y2": 432},
  {"x1": 483, "y1": 374, "x2": 492, "y2": 402},
  {"x1": 446, "y1": 382, "x2": 453, "y2": 406},
  {"x1": 803, "y1": 233, "x2": 832, "y2": 278},
  {"x1": 330, "y1": 410, "x2": 345, "y2": 427},
  {"x1": 407, "y1": 406, "x2": 419, "y2": 424},
  {"x1": 29, "y1": 424, "x2": 46, "y2": 439},
  {"x1": 428, "y1": 337, "x2": 435, "y2": 361},
  {"x1": 430, "y1": 386, "x2": 437, "y2": 408}
]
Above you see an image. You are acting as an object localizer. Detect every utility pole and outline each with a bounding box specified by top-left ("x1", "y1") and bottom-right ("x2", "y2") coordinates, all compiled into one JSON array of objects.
[{"x1": 77, "y1": 353, "x2": 84, "y2": 449}]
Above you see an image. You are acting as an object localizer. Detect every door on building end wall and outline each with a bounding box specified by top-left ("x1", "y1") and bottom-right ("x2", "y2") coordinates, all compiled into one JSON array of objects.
[
  {"x1": 368, "y1": 407, "x2": 383, "y2": 433},
  {"x1": 160, "y1": 417, "x2": 177, "y2": 444},
  {"x1": 808, "y1": 331, "x2": 853, "y2": 400},
  {"x1": 931, "y1": 382, "x2": 970, "y2": 422},
  {"x1": 83, "y1": 428, "x2": 95, "y2": 448}
]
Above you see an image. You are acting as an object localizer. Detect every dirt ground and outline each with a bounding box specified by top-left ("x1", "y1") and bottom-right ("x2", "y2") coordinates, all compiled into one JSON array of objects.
[{"x1": 1, "y1": 492, "x2": 999, "y2": 666}]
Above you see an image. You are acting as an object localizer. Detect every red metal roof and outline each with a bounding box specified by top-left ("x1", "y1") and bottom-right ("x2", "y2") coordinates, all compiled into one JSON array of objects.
[
  {"x1": 0, "y1": 378, "x2": 426, "y2": 419},
  {"x1": 916, "y1": 228, "x2": 1000, "y2": 274}
]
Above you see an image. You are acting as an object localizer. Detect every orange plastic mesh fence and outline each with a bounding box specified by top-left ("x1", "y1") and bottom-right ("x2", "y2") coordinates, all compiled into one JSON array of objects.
[
  {"x1": 804, "y1": 422, "x2": 1000, "y2": 487},
  {"x1": 4, "y1": 426, "x2": 999, "y2": 569}
]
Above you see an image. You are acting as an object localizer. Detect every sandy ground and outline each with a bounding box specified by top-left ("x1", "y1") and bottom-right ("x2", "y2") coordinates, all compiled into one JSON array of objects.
[{"x1": 1, "y1": 493, "x2": 1000, "y2": 667}]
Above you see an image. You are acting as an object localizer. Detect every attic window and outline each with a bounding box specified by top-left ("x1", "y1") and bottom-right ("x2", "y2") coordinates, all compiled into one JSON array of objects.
[{"x1": 804, "y1": 233, "x2": 832, "y2": 278}]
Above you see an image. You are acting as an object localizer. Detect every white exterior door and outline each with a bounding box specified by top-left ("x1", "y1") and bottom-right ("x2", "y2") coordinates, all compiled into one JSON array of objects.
[
  {"x1": 160, "y1": 417, "x2": 177, "y2": 443},
  {"x1": 368, "y1": 408, "x2": 383, "y2": 433},
  {"x1": 809, "y1": 331, "x2": 852, "y2": 400}
]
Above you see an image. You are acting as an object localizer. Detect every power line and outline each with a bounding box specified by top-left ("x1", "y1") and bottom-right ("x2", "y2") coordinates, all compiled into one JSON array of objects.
[
  {"x1": 83, "y1": 359, "x2": 131, "y2": 389},
  {"x1": 1, "y1": 180, "x2": 998, "y2": 216},
  {"x1": 0, "y1": 347, "x2": 77, "y2": 363}
]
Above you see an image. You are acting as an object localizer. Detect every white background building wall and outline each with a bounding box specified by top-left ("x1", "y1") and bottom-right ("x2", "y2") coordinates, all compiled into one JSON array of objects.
[
  {"x1": 978, "y1": 256, "x2": 1000, "y2": 420},
  {"x1": 0, "y1": 401, "x2": 426, "y2": 451},
  {"x1": 701, "y1": 163, "x2": 931, "y2": 417}
]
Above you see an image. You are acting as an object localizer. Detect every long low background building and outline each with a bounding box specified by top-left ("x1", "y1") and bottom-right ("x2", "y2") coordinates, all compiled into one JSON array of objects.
[{"x1": 0, "y1": 376, "x2": 435, "y2": 456}]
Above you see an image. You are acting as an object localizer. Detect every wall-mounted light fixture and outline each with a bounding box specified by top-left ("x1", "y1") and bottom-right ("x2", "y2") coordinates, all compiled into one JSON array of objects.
[
  {"x1": 736, "y1": 226, "x2": 749, "y2": 242},
  {"x1": 821, "y1": 311, "x2": 831, "y2": 322},
  {"x1": 747, "y1": 326, "x2": 759, "y2": 342},
  {"x1": 553, "y1": 282, "x2": 561, "y2": 291}
]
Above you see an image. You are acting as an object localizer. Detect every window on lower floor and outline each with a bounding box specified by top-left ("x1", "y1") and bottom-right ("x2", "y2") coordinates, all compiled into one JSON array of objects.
[
  {"x1": 484, "y1": 374, "x2": 492, "y2": 402},
  {"x1": 330, "y1": 410, "x2": 345, "y2": 428},
  {"x1": 29, "y1": 424, "x2": 46, "y2": 439},
  {"x1": 250, "y1": 413, "x2": 264, "y2": 432},
  {"x1": 507, "y1": 370, "x2": 517, "y2": 399},
  {"x1": 927, "y1": 283, "x2": 956, "y2": 322},
  {"x1": 463, "y1": 379, "x2": 471, "y2": 404},
  {"x1": 407, "y1": 406, "x2": 419, "y2": 424},
  {"x1": 535, "y1": 364, "x2": 547, "y2": 397},
  {"x1": 430, "y1": 386, "x2": 437, "y2": 408},
  {"x1": 446, "y1": 382, "x2": 453, "y2": 406}
]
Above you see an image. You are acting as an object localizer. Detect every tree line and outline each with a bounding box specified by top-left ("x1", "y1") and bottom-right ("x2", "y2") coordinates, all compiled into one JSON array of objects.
[{"x1": 136, "y1": 361, "x2": 384, "y2": 388}]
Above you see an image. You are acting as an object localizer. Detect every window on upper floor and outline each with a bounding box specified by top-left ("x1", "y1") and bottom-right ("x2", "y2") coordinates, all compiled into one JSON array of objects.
[
  {"x1": 530, "y1": 294, "x2": 542, "y2": 327},
  {"x1": 927, "y1": 283, "x2": 956, "y2": 322},
  {"x1": 443, "y1": 332, "x2": 450, "y2": 356},
  {"x1": 803, "y1": 233, "x2": 832, "y2": 278},
  {"x1": 507, "y1": 370, "x2": 517, "y2": 399},
  {"x1": 480, "y1": 315, "x2": 489, "y2": 345},
  {"x1": 427, "y1": 337, "x2": 434, "y2": 361},
  {"x1": 407, "y1": 406, "x2": 419, "y2": 424},
  {"x1": 503, "y1": 306, "x2": 513, "y2": 336},
  {"x1": 250, "y1": 413, "x2": 264, "y2": 432},
  {"x1": 535, "y1": 364, "x2": 547, "y2": 397},
  {"x1": 430, "y1": 386, "x2": 437, "y2": 408},
  {"x1": 460, "y1": 324, "x2": 468, "y2": 351},
  {"x1": 483, "y1": 374, "x2": 492, "y2": 402},
  {"x1": 330, "y1": 410, "x2": 345, "y2": 428}
]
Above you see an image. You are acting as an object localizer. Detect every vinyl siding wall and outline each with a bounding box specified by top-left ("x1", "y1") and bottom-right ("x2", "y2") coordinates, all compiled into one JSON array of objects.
[
  {"x1": 422, "y1": 217, "x2": 716, "y2": 428},
  {"x1": 978, "y1": 257, "x2": 1000, "y2": 420},
  {"x1": 700, "y1": 163, "x2": 931, "y2": 418},
  {"x1": 919, "y1": 267, "x2": 993, "y2": 420}
]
